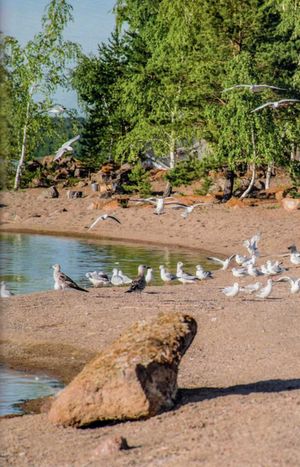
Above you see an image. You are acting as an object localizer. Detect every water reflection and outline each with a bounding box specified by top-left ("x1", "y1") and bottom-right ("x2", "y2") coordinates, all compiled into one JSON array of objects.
[
  {"x1": 0, "y1": 232, "x2": 216, "y2": 295},
  {"x1": 0, "y1": 365, "x2": 63, "y2": 416}
]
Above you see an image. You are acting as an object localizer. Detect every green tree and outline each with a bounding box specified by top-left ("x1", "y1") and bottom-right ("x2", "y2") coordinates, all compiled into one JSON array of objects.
[{"x1": 3, "y1": 0, "x2": 79, "y2": 189}]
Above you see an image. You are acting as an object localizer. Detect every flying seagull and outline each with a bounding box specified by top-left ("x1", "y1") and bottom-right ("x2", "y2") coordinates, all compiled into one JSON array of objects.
[
  {"x1": 54, "y1": 135, "x2": 80, "y2": 161},
  {"x1": 223, "y1": 84, "x2": 288, "y2": 93},
  {"x1": 88, "y1": 214, "x2": 121, "y2": 230},
  {"x1": 52, "y1": 264, "x2": 88, "y2": 292},
  {"x1": 275, "y1": 276, "x2": 300, "y2": 294},
  {"x1": 125, "y1": 265, "x2": 148, "y2": 293},
  {"x1": 47, "y1": 104, "x2": 67, "y2": 116},
  {"x1": 251, "y1": 99, "x2": 300, "y2": 113},
  {"x1": 171, "y1": 202, "x2": 210, "y2": 219},
  {"x1": 207, "y1": 254, "x2": 235, "y2": 271}
]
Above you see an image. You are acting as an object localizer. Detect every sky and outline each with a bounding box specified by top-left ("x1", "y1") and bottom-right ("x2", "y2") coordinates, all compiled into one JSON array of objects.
[{"x1": 1, "y1": 0, "x2": 116, "y2": 109}]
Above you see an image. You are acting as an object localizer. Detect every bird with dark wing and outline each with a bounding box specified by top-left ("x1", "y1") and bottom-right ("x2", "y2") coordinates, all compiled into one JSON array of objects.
[
  {"x1": 125, "y1": 265, "x2": 148, "y2": 293},
  {"x1": 223, "y1": 84, "x2": 288, "y2": 93},
  {"x1": 52, "y1": 264, "x2": 88, "y2": 292}
]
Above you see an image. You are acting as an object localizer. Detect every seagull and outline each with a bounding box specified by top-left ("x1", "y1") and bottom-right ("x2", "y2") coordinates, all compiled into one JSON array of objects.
[
  {"x1": 275, "y1": 276, "x2": 300, "y2": 294},
  {"x1": 240, "y1": 282, "x2": 261, "y2": 294},
  {"x1": 235, "y1": 254, "x2": 250, "y2": 266},
  {"x1": 54, "y1": 135, "x2": 80, "y2": 161},
  {"x1": 171, "y1": 202, "x2": 210, "y2": 219},
  {"x1": 241, "y1": 255, "x2": 257, "y2": 268},
  {"x1": 221, "y1": 282, "x2": 240, "y2": 297},
  {"x1": 118, "y1": 270, "x2": 133, "y2": 284},
  {"x1": 223, "y1": 84, "x2": 288, "y2": 93},
  {"x1": 247, "y1": 263, "x2": 264, "y2": 277},
  {"x1": 243, "y1": 233, "x2": 261, "y2": 256},
  {"x1": 159, "y1": 265, "x2": 177, "y2": 283},
  {"x1": 88, "y1": 214, "x2": 121, "y2": 230},
  {"x1": 111, "y1": 268, "x2": 124, "y2": 286},
  {"x1": 125, "y1": 265, "x2": 147, "y2": 293},
  {"x1": 0, "y1": 281, "x2": 14, "y2": 298},
  {"x1": 52, "y1": 264, "x2": 88, "y2": 292},
  {"x1": 85, "y1": 271, "x2": 110, "y2": 287},
  {"x1": 287, "y1": 245, "x2": 300, "y2": 265},
  {"x1": 145, "y1": 267, "x2": 153, "y2": 285},
  {"x1": 231, "y1": 267, "x2": 248, "y2": 278},
  {"x1": 207, "y1": 254, "x2": 235, "y2": 271},
  {"x1": 255, "y1": 279, "x2": 273, "y2": 299},
  {"x1": 251, "y1": 99, "x2": 300, "y2": 113},
  {"x1": 176, "y1": 262, "x2": 199, "y2": 283},
  {"x1": 47, "y1": 104, "x2": 67, "y2": 115},
  {"x1": 195, "y1": 264, "x2": 213, "y2": 280},
  {"x1": 266, "y1": 260, "x2": 287, "y2": 275}
]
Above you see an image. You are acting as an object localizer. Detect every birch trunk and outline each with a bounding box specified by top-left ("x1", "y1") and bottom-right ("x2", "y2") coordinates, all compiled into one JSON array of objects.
[
  {"x1": 265, "y1": 162, "x2": 273, "y2": 190},
  {"x1": 240, "y1": 124, "x2": 256, "y2": 199},
  {"x1": 14, "y1": 100, "x2": 30, "y2": 190}
]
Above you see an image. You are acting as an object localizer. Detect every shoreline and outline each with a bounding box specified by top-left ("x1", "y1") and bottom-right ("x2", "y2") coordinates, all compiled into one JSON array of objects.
[{"x1": 1, "y1": 189, "x2": 300, "y2": 466}]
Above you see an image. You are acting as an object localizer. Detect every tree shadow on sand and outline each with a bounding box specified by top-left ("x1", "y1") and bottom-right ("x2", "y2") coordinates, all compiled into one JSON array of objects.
[{"x1": 176, "y1": 378, "x2": 300, "y2": 407}]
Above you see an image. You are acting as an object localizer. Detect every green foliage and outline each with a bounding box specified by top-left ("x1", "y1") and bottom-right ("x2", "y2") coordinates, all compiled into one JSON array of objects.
[
  {"x1": 123, "y1": 162, "x2": 152, "y2": 196},
  {"x1": 289, "y1": 161, "x2": 300, "y2": 188},
  {"x1": 2, "y1": 0, "x2": 80, "y2": 189}
]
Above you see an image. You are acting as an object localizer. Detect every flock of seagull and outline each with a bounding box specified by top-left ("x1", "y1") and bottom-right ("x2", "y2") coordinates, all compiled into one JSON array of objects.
[{"x1": 1, "y1": 230, "x2": 299, "y2": 299}]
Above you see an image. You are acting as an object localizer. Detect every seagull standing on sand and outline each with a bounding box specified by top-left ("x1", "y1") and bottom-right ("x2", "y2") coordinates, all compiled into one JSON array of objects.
[
  {"x1": 287, "y1": 245, "x2": 300, "y2": 265},
  {"x1": 0, "y1": 281, "x2": 14, "y2": 298},
  {"x1": 54, "y1": 135, "x2": 80, "y2": 161},
  {"x1": 118, "y1": 270, "x2": 133, "y2": 284},
  {"x1": 255, "y1": 279, "x2": 273, "y2": 299},
  {"x1": 159, "y1": 265, "x2": 177, "y2": 283},
  {"x1": 207, "y1": 254, "x2": 235, "y2": 271},
  {"x1": 231, "y1": 267, "x2": 248, "y2": 278},
  {"x1": 275, "y1": 276, "x2": 300, "y2": 294},
  {"x1": 52, "y1": 264, "x2": 88, "y2": 292},
  {"x1": 176, "y1": 262, "x2": 199, "y2": 283},
  {"x1": 221, "y1": 282, "x2": 240, "y2": 297},
  {"x1": 125, "y1": 265, "x2": 148, "y2": 293},
  {"x1": 88, "y1": 214, "x2": 121, "y2": 230},
  {"x1": 145, "y1": 267, "x2": 153, "y2": 285},
  {"x1": 240, "y1": 282, "x2": 261, "y2": 294},
  {"x1": 85, "y1": 271, "x2": 110, "y2": 287},
  {"x1": 195, "y1": 264, "x2": 213, "y2": 280}
]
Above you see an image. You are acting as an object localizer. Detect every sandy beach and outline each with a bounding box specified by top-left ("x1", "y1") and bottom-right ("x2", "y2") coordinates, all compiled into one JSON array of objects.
[{"x1": 1, "y1": 188, "x2": 300, "y2": 466}]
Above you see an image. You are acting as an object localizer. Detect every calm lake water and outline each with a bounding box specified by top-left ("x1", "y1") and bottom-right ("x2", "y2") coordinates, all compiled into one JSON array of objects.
[
  {"x1": 0, "y1": 365, "x2": 63, "y2": 416},
  {"x1": 0, "y1": 232, "x2": 215, "y2": 294}
]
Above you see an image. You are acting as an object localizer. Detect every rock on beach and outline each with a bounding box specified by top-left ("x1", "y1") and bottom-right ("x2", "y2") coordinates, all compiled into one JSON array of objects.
[{"x1": 48, "y1": 312, "x2": 197, "y2": 427}]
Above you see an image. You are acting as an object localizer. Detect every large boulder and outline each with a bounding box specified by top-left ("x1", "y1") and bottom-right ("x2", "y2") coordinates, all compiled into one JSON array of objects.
[{"x1": 48, "y1": 312, "x2": 197, "y2": 427}]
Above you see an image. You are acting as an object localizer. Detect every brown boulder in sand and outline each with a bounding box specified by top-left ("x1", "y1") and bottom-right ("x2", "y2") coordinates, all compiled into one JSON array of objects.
[{"x1": 48, "y1": 312, "x2": 197, "y2": 427}]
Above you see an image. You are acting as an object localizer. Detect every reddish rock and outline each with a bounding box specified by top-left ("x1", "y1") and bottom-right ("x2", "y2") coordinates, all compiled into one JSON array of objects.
[
  {"x1": 48, "y1": 312, "x2": 197, "y2": 427},
  {"x1": 91, "y1": 436, "x2": 129, "y2": 457}
]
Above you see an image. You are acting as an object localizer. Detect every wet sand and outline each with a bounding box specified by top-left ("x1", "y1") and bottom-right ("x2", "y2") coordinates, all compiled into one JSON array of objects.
[{"x1": 0, "y1": 188, "x2": 300, "y2": 466}]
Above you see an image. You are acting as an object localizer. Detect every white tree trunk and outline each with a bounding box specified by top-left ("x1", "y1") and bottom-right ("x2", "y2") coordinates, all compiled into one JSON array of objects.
[
  {"x1": 265, "y1": 162, "x2": 273, "y2": 190},
  {"x1": 240, "y1": 164, "x2": 256, "y2": 199},
  {"x1": 14, "y1": 100, "x2": 30, "y2": 190},
  {"x1": 240, "y1": 124, "x2": 256, "y2": 199}
]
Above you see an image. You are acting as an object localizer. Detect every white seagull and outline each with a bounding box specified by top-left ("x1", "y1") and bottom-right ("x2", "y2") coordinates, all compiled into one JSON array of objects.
[
  {"x1": 159, "y1": 265, "x2": 177, "y2": 283},
  {"x1": 255, "y1": 279, "x2": 273, "y2": 299},
  {"x1": 221, "y1": 282, "x2": 240, "y2": 297},
  {"x1": 171, "y1": 202, "x2": 210, "y2": 219},
  {"x1": 47, "y1": 104, "x2": 67, "y2": 115},
  {"x1": 0, "y1": 281, "x2": 14, "y2": 298},
  {"x1": 251, "y1": 99, "x2": 300, "y2": 113},
  {"x1": 54, "y1": 135, "x2": 80, "y2": 161},
  {"x1": 52, "y1": 264, "x2": 88, "y2": 292},
  {"x1": 207, "y1": 254, "x2": 235, "y2": 271},
  {"x1": 118, "y1": 270, "x2": 133, "y2": 284},
  {"x1": 231, "y1": 267, "x2": 248, "y2": 278},
  {"x1": 223, "y1": 84, "x2": 288, "y2": 93},
  {"x1": 275, "y1": 276, "x2": 300, "y2": 294},
  {"x1": 111, "y1": 268, "x2": 124, "y2": 286},
  {"x1": 195, "y1": 264, "x2": 213, "y2": 280},
  {"x1": 287, "y1": 245, "x2": 300, "y2": 265},
  {"x1": 240, "y1": 282, "x2": 261, "y2": 294},
  {"x1": 145, "y1": 267, "x2": 153, "y2": 284},
  {"x1": 85, "y1": 271, "x2": 110, "y2": 287},
  {"x1": 243, "y1": 232, "x2": 261, "y2": 256},
  {"x1": 176, "y1": 262, "x2": 199, "y2": 283},
  {"x1": 88, "y1": 214, "x2": 121, "y2": 230}
]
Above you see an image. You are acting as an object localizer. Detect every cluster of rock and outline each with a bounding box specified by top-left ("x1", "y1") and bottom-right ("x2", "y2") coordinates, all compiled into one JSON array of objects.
[{"x1": 48, "y1": 311, "x2": 197, "y2": 428}]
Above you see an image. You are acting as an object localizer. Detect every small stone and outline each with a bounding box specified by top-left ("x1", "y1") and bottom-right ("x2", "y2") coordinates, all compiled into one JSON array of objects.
[
  {"x1": 92, "y1": 436, "x2": 129, "y2": 457},
  {"x1": 48, "y1": 312, "x2": 197, "y2": 427}
]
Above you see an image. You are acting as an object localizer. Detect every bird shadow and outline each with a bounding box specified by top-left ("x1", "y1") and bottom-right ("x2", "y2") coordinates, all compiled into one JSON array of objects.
[
  {"x1": 241, "y1": 297, "x2": 282, "y2": 302},
  {"x1": 175, "y1": 378, "x2": 300, "y2": 408}
]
